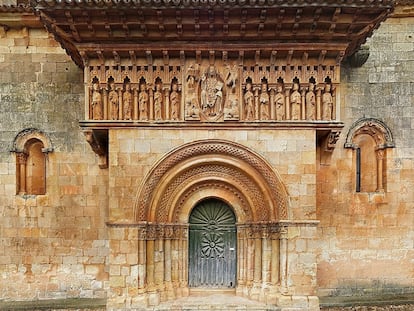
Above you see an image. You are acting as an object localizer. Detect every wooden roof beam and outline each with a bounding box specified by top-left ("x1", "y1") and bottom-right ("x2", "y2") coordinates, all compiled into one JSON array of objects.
[
  {"x1": 258, "y1": 9, "x2": 266, "y2": 34},
  {"x1": 209, "y1": 9, "x2": 214, "y2": 34},
  {"x1": 138, "y1": 10, "x2": 147, "y2": 36},
  {"x1": 64, "y1": 10, "x2": 81, "y2": 42},
  {"x1": 277, "y1": 9, "x2": 285, "y2": 31},
  {"x1": 194, "y1": 10, "x2": 200, "y2": 35},
  {"x1": 157, "y1": 10, "x2": 165, "y2": 33},
  {"x1": 120, "y1": 12, "x2": 129, "y2": 37},
  {"x1": 241, "y1": 9, "x2": 247, "y2": 35},
  {"x1": 176, "y1": 10, "x2": 182, "y2": 35},
  {"x1": 311, "y1": 8, "x2": 322, "y2": 33},
  {"x1": 82, "y1": 11, "x2": 95, "y2": 37},
  {"x1": 223, "y1": 9, "x2": 229, "y2": 35}
]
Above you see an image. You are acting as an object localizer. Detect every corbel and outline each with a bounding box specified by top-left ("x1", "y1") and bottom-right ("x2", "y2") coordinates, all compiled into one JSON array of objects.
[
  {"x1": 317, "y1": 129, "x2": 342, "y2": 165},
  {"x1": 302, "y1": 52, "x2": 308, "y2": 65},
  {"x1": 270, "y1": 51, "x2": 277, "y2": 66},
  {"x1": 286, "y1": 50, "x2": 293, "y2": 65},
  {"x1": 347, "y1": 45, "x2": 370, "y2": 67},
  {"x1": 129, "y1": 50, "x2": 136, "y2": 64},
  {"x1": 83, "y1": 129, "x2": 108, "y2": 169},
  {"x1": 318, "y1": 50, "x2": 326, "y2": 64},
  {"x1": 113, "y1": 51, "x2": 120, "y2": 66},
  {"x1": 209, "y1": 50, "x2": 215, "y2": 65},
  {"x1": 336, "y1": 51, "x2": 345, "y2": 65},
  {"x1": 96, "y1": 50, "x2": 105, "y2": 65},
  {"x1": 80, "y1": 51, "x2": 89, "y2": 67}
]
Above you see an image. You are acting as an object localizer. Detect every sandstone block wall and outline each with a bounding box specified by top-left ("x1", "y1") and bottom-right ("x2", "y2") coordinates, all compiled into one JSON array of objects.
[
  {"x1": 316, "y1": 15, "x2": 414, "y2": 297},
  {"x1": 0, "y1": 27, "x2": 108, "y2": 300}
]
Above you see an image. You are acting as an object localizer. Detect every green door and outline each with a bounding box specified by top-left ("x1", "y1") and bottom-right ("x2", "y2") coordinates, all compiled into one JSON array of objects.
[{"x1": 188, "y1": 199, "x2": 237, "y2": 288}]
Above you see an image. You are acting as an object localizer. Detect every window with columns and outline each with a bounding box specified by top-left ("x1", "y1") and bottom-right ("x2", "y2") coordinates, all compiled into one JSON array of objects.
[
  {"x1": 12, "y1": 129, "x2": 53, "y2": 195},
  {"x1": 345, "y1": 118, "x2": 395, "y2": 193}
]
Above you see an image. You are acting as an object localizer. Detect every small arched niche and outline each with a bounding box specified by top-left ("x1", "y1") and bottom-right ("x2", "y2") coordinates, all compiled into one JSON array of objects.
[{"x1": 11, "y1": 128, "x2": 53, "y2": 195}]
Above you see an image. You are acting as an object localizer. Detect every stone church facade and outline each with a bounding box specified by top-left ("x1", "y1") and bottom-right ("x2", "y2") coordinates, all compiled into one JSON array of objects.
[{"x1": 0, "y1": 1, "x2": 413, "y2": 310}]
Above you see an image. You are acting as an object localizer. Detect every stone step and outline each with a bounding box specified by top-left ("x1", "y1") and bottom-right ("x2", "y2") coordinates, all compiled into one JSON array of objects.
[{"x1": 148, "y1": 293, "x2": 281, "y2": 311}]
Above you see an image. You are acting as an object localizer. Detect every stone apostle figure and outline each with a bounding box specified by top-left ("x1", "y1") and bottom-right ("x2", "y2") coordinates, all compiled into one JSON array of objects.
[
  {"x1": 322, "y1": 83, "x2": 333, "y2": 120},
  {"x1": 259, "y1": 82, "x2": 270, "y2": 120},
  {"x1": 138, "y1": 83, "x2": 149, "y2": 120},
  {"x1": 108, "y1": 81, "x2": 119, "y2": 120},
  {"x1": 290, "y1": 82, "x2": 301, "y2": 120},
  {"x1": 274, "y1": 84, "x2": 285, "y2": 121},
  {"x1": 170, "y1": 81, "x2": 179, "y2": 120},
  {"x1": 123, "y1": 82, "x2": 132, "y2": 120},
  {"x1": 185, "y1": 75, "x2": 199, "y2": 118},
  {"x1": 305, "y1": 83, "x2": 316, "y2": 120},
  {"x1": 244, "y1": 82, "x2": 254, "y2": 121},
  {"x1": 154, "y1": 82, "x2": 163, "y2": 121},
  {"x1": 91, "y1": 82, "x2": 103, "y2": 120}
]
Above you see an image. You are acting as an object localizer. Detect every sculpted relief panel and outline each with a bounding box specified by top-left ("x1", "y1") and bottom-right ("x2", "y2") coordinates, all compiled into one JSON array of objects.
[{"x1": 87, "y1": 60, "x2": 338, "y2": 123}]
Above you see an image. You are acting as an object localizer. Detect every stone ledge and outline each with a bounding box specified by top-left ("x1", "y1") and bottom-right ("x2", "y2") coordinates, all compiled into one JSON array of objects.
[
  {"x1": 0, "y1": 298, "x2": 106, "y2": 310},
  {"x1": 319, "y1": 294, "x2": 414, "y2": 308}
]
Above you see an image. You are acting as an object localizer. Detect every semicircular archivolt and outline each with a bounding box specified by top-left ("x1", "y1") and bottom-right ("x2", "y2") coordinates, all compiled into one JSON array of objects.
[
  {"x1": 134, "y1": 139, "x2": 289, "y2": 222},
  {"x1": 152, "y1": 163, "x2": 263, "y2": 223}
]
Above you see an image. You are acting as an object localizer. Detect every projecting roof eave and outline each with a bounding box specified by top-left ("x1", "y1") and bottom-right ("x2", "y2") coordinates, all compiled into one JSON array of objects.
[{"x1": 30, "y1": 0, "x2": 395, "y2": 68}]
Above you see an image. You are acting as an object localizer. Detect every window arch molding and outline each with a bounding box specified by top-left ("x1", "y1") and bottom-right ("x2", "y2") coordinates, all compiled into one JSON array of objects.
[
  {"x1": 344, "y1": 118, "x2": 395, "y2": 192},
  {"x1": 11, "y1": 128, "x2": 53, "y2": 195}
]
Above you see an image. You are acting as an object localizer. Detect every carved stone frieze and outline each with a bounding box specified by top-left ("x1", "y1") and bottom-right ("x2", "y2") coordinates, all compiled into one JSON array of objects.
[{"x1": 86, "y1": 63, "x2": 338, "y2": 123}]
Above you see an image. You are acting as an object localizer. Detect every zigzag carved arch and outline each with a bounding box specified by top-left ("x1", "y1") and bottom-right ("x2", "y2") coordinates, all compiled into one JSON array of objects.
[{"x1": 133, "y1": 139, "x2": 289, "y2": 223}]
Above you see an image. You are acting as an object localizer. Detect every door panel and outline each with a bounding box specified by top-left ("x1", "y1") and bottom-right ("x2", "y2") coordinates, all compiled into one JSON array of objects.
[{"x1": 189, "y1": 199, "x2": 237, "y2": 288}]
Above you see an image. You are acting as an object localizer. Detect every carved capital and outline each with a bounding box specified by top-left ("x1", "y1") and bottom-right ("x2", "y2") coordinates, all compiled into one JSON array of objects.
[{"x1": 16, "y1": 152, "x2": 28, "y2": 164}]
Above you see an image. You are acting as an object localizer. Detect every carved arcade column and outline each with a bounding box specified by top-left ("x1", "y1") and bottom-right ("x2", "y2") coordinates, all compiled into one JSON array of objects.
[
  {"x1": 376, "y1": 149, "x2": 385, "y2": 192},
  {"x1": 16, "y1": 152, "x2": 28, "y2": 195}
]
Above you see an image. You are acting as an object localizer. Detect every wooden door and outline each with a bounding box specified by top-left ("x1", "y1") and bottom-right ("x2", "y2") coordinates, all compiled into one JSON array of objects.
[{"x1": 188, "y1": 199, "x2": 237, "y2": 288}]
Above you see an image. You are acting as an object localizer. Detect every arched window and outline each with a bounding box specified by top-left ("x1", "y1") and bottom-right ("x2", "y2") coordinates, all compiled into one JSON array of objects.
[
  {"x1": 11, "y1": 129, "x2": 53, "y2": 195},
  {"x1": 345, "y1": 118, "x2": 394, "y2": 193}
]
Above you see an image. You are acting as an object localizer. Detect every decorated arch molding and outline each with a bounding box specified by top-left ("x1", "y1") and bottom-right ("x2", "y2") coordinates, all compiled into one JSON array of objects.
[
  {"x1": 344, "y1": 118, "x2": 395, "y2": 150},
  {"x1": 11, "y1": 128, "x2": 54, "y2": 154},
  {"x1": 133, "y1": 140, "x2": 289, "y2": 223}
]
